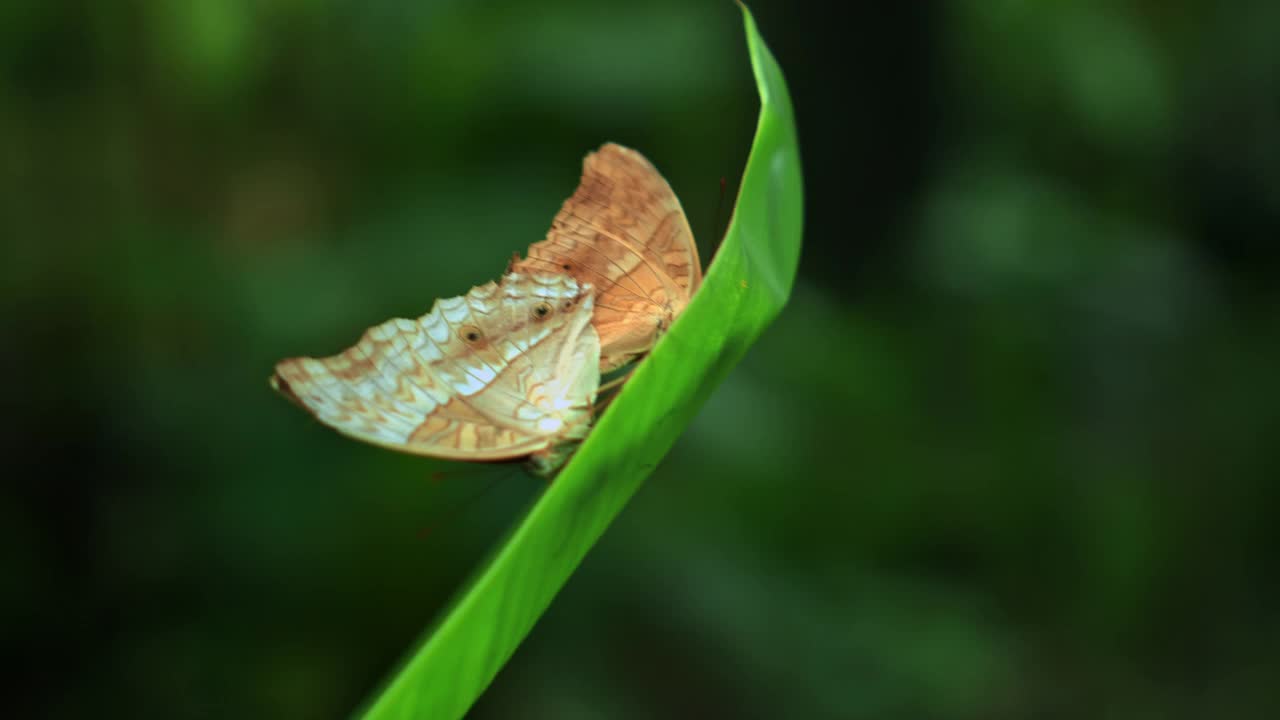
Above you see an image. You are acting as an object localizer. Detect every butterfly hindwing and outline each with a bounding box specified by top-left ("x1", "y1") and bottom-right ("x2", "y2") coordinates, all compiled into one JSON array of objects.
[{"x1": 271, "y1": 273, "x2": 599, "y2": 462}]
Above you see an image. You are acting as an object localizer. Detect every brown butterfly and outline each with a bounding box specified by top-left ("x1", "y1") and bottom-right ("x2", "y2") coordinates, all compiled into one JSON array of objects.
[
  {"x1": 510, "y1": 143, "x2": 703, "y2": 372},
  {"x1": 270, "y1": 272, "x2": 599, "y2": 476}
]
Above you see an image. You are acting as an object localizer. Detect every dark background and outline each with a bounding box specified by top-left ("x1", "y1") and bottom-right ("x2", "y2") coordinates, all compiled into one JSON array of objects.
[{"x1": 5, "y1": 1, "x2": 1278, "y2": 718}]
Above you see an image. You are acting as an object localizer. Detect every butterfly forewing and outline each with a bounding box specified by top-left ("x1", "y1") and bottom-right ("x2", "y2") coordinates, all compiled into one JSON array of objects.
[
  {"x1": 512, "y1": 143, "x2": 703, "y2": 371},
  {"x1": 271, "y1": 273, "x2": 599, "y2": 461}
]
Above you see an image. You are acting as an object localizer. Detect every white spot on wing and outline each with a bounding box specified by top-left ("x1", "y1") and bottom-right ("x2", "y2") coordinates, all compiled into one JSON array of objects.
[
  {"x1": 440, "y1": 297, "x2": 470, "y2": 323},
  {"x1": 423, "y1": 312, "x2": 450, "y2": 344}
]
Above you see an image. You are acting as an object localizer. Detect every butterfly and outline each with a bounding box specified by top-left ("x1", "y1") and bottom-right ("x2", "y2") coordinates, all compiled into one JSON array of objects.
[
  {"x1": 510, "y1": 143, "x2": 703, "y2": 372},
  {"x1": 270, "y1": 272, "x2": 600, "y2": 476}
]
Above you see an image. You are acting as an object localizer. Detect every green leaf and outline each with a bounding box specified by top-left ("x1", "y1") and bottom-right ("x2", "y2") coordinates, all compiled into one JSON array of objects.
[{"x1": 355, "y1": 4, "x2": 802, "y2": 718}]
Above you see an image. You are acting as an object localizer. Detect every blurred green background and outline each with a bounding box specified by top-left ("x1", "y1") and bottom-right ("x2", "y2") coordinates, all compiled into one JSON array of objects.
[{"x1": 5, "y1": 1, "x2": 1279, "y2": 718}]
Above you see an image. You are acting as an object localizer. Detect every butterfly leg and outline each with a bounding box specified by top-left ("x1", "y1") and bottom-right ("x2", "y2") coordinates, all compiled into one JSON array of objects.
[
  {"x1": 592, "y1": 367, "x2": 636, "y2": 418},
  {"x1": 596, "y1": 371, "x2": 633, "y2": 395}
]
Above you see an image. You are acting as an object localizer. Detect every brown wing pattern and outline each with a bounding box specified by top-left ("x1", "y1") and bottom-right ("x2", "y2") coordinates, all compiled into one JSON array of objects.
[
  {"x1": 511, "y1": 143, "x2": 702, "y2": 372},
  {"x1": 270, "y1": 272, "x2": 600, "y2": 461}
]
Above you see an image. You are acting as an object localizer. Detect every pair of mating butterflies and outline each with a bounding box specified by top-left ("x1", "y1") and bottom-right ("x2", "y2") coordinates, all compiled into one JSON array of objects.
[{"x1": 271, "y1": 144, "x2": 702, "y2": 475}]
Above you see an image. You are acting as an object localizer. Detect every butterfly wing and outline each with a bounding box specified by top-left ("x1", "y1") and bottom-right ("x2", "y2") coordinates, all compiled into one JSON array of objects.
[
  {"x1": 271, "y1": 273, "x2": 599, "y2": 461},
  {"x1": 512, "y1": 143, "x2": 702, "y2": 371}
]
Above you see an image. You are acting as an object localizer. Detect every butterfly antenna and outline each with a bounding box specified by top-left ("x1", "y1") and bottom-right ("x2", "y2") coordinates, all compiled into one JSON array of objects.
[{"x1": 415, "y1": 464, "x2": 525, "y2": 541}]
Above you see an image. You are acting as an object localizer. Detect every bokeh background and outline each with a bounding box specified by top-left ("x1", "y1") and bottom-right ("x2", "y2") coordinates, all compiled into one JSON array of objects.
[{"x1": 5, "y1": 1, "x2": 1279, "y2": 717}]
